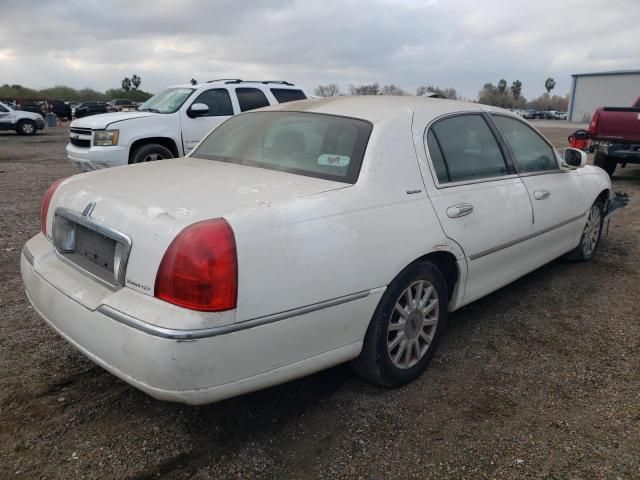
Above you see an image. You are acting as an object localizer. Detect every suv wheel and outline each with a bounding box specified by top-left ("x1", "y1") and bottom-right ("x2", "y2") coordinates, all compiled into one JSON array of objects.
[
  {"x1": 593, "y1": 151, "x2": 617, "y2": 177},
  {"x1": 130, "y1": 143, "x2": 174, "y2": 164},
  {"x1": 17, "y1": 120, "x2": 37, "y2": 136}
]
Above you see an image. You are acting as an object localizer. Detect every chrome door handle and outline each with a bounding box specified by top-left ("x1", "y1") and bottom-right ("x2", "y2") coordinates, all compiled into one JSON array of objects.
[
  {"x1": 534, "y1": 190, "x2": 551, "y2": 200},
  {"x1": 446, "y1": 204, "x2": 474, "y2": 218}
]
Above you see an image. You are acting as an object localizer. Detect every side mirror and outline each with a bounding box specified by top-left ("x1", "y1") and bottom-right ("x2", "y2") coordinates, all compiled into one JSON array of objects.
[
  {"x1": 187, "y1": 103, "x2": 209, "y2": 118},
  {"x1": 562, "y1": 147, "x2": 587, "y2": 169}
]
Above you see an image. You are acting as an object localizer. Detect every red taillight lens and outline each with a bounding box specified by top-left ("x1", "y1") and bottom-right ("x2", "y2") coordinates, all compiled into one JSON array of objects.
[
  {"x1": 155, "y1": 218, "x2": 238, "y2": 312},
  {"x1": 41, "y1": 178, "x2": 67, "y2": 236}
]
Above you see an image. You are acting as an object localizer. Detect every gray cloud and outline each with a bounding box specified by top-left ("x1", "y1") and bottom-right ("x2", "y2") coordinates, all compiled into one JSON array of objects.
[{"x1": 1, "y1": 0, "x2": 639, "y2": 99}]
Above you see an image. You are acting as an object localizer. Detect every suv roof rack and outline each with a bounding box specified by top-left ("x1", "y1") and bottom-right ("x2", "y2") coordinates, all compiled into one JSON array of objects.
[
  {"x1": 205, "y1": 79, "x2": 295, "y2": 86},
  {"x1": 206, "y1": 78, "x2": 242, "y2": 83}
]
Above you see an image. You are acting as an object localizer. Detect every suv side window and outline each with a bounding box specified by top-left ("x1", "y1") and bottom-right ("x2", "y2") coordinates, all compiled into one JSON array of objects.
[
  {"x1": 492, "y1": 115, "x2": 558, "y2": 173},
  {"x1": 270, "y1": 89, "x2": 307, "y2": 103},
  {"x1": 426, "y1": 114, "x2": 508, "y2": 183},
  {"x1": 236, "y1": 88, "x2": 270, "y2": 112},
  {"x1": 192, "y1": 89, "x2": 233, "y2": 116},
  {"x1": 0, "y1": 104, "x2": 8, "y2": 113}
]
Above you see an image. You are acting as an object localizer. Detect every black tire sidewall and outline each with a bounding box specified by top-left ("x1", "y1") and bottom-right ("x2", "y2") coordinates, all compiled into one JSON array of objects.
[
  {"x1": 366, "y1": 261, "x2": 448, "y2": 387},
  {"x1": 593, "y1": 152, "x2": 616, "y2": 177},
  {"x1": 131, "y1": 144, "x2": 173, "y2": 164}
]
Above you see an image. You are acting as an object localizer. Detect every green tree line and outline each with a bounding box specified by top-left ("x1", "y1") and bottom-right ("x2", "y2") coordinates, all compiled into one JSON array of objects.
[{"x1": 0, "y1": 83, "x2": 153, "y2": 102}]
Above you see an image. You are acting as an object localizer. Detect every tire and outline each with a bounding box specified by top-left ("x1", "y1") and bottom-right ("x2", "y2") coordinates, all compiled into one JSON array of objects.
[
  {"x1": 352, "y1": 261, "x2": 448, "y2": 387},
  {"x1": 565, "y1": 199, "x2": 605, "y2": 262},
  {"x1": 17, "y1": 120, "x2": 37, "y2": 136},
  {"x1": 593, "y1": 151, "x2": 616, "y2": 177},
  {"x1": 130, "y1": 143, "x2": 174, "y2": 164}
]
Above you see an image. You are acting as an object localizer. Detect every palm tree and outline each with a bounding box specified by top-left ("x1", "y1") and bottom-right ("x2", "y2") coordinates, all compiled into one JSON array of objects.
[{"x1": 131, "y1": 74, "x2": 141, "y2": 90}]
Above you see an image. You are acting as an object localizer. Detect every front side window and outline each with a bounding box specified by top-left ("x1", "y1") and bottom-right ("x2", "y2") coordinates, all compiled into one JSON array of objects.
[
  {"x1": 0, "y1": 104, "x2": 8, "y2": 113},
  {"x1": 191, "y1": 111, "x2": 372, "y2": 183},
  {"x1": 191, "y1": 89, "x2": 233, "y2": 117},
  {"x1": 427, "y1": 115, "x2": 508, "y2": 183},
  {"x1": 492, "y1": 115, "x2": 558, "y2": 173},
  {"x1": 138, "y1": 87, "x2": 195, "y2": 114},
  {"x1": 270, "y1": 89, "x2": 307, "y2": 103},
  {"x1": 236, "y1": 88, "x2": 270, "y2": 112}
]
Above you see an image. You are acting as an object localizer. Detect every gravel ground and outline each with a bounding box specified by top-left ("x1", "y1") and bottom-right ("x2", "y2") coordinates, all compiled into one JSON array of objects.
[{"x1": 1, "y1": 122, "x2": 639, "y2": 479}]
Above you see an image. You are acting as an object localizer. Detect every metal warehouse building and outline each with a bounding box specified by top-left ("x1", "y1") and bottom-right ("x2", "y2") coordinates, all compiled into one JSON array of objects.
[{"x1": 567, "y1": 70, "x2": 640, "y2": 123}]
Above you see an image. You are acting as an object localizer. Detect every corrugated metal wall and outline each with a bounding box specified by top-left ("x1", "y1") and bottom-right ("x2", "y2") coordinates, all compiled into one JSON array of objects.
[{"x1": 568, "y1": 73, "x2": 640, "y2": 122}]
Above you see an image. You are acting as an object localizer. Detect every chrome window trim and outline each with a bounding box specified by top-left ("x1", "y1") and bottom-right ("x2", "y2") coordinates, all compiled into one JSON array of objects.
[
  {"x1": 469, "y1": 213, "x2": 586, "y2": 260},
  {"x1": 52, "y1": 207, "x2": 132, "y2": 289},
  {"x1": 97, "y1": 288, "x2": 383, "y2": 340}
]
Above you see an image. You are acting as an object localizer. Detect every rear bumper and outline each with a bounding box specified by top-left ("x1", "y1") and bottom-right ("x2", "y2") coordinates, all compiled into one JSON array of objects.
[
  {"x1": 593, "y1": 143, "x2": 640, "y2": 162},
  {"x1": 66, "y1": 143, "x2": 128, "y2": 171},
  {"x1": 21, "y1": 236, "x2": 381, "y2": 404}
]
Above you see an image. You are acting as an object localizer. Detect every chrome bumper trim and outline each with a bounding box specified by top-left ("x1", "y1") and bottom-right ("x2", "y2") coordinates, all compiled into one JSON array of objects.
[{"x1": 97, "y1": 288, "x2": 380, "y2": 340}]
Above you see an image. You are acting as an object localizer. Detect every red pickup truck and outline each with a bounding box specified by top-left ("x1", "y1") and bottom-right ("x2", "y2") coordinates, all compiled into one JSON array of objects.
[{"x1": 589, "y1": 96, "x2": 640, "y2": 176}]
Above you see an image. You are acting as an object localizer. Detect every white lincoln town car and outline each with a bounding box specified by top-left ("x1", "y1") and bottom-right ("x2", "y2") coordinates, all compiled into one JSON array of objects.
[{"x1": 22, "y1": 97, "x2": 612, "y2": 404}]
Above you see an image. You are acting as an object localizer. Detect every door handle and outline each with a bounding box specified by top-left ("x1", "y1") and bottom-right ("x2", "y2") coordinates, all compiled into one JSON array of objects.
[
  {"x1": 446, "y1": 204, "x2": 474, "y2": 218},
  {"x1": 534, "y1": 190, "x2": 551, "y2": 200}
]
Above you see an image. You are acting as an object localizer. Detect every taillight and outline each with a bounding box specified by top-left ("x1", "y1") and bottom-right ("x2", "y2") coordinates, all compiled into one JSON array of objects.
[
  {"x1": 155, "y1": 218, "x2": 238, "y2": 312},
  {"x1": 41, "y1": 178, "x2": 67, "y2": 236},
  {"x1": 588, "y1": 109, "x2": 601, "y2": 136}
]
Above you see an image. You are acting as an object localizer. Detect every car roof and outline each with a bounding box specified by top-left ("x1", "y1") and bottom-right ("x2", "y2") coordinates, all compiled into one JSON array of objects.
[{"x1": 262, "y1": 96, "x2": 507, "y2": 124}]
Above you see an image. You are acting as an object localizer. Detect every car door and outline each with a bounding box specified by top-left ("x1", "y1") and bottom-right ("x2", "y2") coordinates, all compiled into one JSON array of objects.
[
  {"x1": 422, "y1": 113, "x2": 537, "y2": 304},
  {"x1": 490, "y1": 114, "x2": 587, "y2": 261},
  {"x1": 180, "y1": 88, "x2": 235, "y2": 153},
  {"x1": 0, "y1": 103, "x2": 12, "y2": 129}
]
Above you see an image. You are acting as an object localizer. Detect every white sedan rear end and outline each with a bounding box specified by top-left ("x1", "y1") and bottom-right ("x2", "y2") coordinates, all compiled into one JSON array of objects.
[{"x1": 22, "y1": 97, "x2": 612, "y2": 404}]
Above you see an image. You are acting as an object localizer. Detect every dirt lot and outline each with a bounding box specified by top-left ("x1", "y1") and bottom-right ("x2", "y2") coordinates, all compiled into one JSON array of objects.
[{"x1": 1, "y1": 123, "x2": 639, "y2": 479}]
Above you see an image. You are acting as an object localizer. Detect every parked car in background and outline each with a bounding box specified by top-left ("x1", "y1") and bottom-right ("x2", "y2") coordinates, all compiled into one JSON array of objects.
[
  {"x1": 0, "y1": 100, "x2": 46, "y2": 134},
  {"x1": 75, "y1": 101, "x2": 109, "y2": 118},
  {"x1": 66, "y1": 79, "x2": 308, "y2": 170},
  {"x1": 522, "y1": 109, "x2": 540, "y2": 119},
  {"x1": 19, "y1": 100, "x2": 46, "y2": 116},
  {"x1": 108, "y1": 99, "x2": 137, "y2": 112},
  {"x1": 49, "y1": 99, "x2": 72, "y2": 120},
  {"x1": 554, "y1": 111, "x2": 567, "y2": 120},
  {"x1": 25, "y1": 96, "x2": 614, "y2": 404},
  {"x1": 589, "y1": 96, "x2": 640, "y2": 177}
]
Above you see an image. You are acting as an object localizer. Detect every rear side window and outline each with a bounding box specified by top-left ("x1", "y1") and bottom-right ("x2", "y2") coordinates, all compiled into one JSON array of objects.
[
  {"x1": 191, "y1": 89, "x2": 234, "y2": 116},
  {"x1": 191, "y1": 111, "x2": 372, "y2": 184},
  {"x1": 270, "y1": 89, "x2": 307, "y2": 103},
  {"x1": 0, "y1": 104, "x2": 8, "y2": 112},
  {"x1": 426, "y1": 115, "x2": 508, "y2": 183},
  {"x1": 236, "y1": 88, "x2": 270, "y2": 112},
  {"x1": 492, "y1": 115, "x2": 558, "y2": 173}
]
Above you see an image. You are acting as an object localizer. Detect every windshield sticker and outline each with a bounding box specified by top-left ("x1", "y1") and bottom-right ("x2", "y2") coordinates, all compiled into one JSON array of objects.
[{"x1": 318, "y1": 154, "x2": 350, "y2": 167}]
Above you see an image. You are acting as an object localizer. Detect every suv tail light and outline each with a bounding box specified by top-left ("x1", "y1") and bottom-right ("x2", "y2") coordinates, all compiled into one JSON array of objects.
[
  {"x1": 41, "y1": 178, "x2": 67, "y2": 236},
  {"x1": 588, "y1": 109, "x2": 601, "y2": 136},
  {"x1": 155, "y1": 218, "x2": 238, "y2": 312}
]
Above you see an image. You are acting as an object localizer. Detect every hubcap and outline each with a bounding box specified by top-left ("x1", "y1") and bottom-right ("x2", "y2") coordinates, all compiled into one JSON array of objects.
[
  {"x1": 387, "y1": 280, "x2": 439, "y2": 369},
  {"x1": 143, "y1": 153, "x2": 167, "y2": 162},
  {"x1": 23, "y1": 123, "x2": 34, "y2": 134},
  {"x1": 581, "y1": 204, "x2": 602, "y2": 256}
]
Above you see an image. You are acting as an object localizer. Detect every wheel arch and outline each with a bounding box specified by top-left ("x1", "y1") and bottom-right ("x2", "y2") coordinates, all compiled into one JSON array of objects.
[
  {"x1": 404, "y1": 250, "x2": 461, "y2": 302},
  {"x1": 128, "y1": 137, "x2": 180, "y2": 164}
]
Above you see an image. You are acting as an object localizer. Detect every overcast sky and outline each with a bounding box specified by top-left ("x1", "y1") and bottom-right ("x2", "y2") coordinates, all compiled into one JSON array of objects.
[{"x1": 1, "y1": 0, "x2": 639, "y2": 99}]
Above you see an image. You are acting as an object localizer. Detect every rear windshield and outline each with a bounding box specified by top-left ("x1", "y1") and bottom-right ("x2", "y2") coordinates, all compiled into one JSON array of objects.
[{"x1": 191, "y1": 112, "x2": 372, "y2": 183}]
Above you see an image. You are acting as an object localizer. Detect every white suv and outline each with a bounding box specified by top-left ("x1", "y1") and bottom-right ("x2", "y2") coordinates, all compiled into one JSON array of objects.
[
  {"x1": 66, "y1": 80, "x2": 307, "y2": 170},
  {"x1": 0, "y1": 101, "x2": 46, "y2": 135}
]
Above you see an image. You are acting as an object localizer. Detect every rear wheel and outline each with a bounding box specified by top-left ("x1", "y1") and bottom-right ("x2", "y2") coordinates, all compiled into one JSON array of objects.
[
  {"x1": 130, "y1": 143, "x2": 174, "y2": 164},
  {"x1": 593, "y1": 151, "x2": 617, "y2": 177},
  {"x1": 17, "y1": 120, "x2": 37, "y2": 136},
  {"x1": 352, "y1": 261, "x2": 447, "y2": 387}
]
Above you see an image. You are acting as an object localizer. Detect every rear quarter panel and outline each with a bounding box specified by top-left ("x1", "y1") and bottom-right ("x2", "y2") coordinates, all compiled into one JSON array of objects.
[{"x1": 229, "y1": 111, "x2": 458, "y2": 321}]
